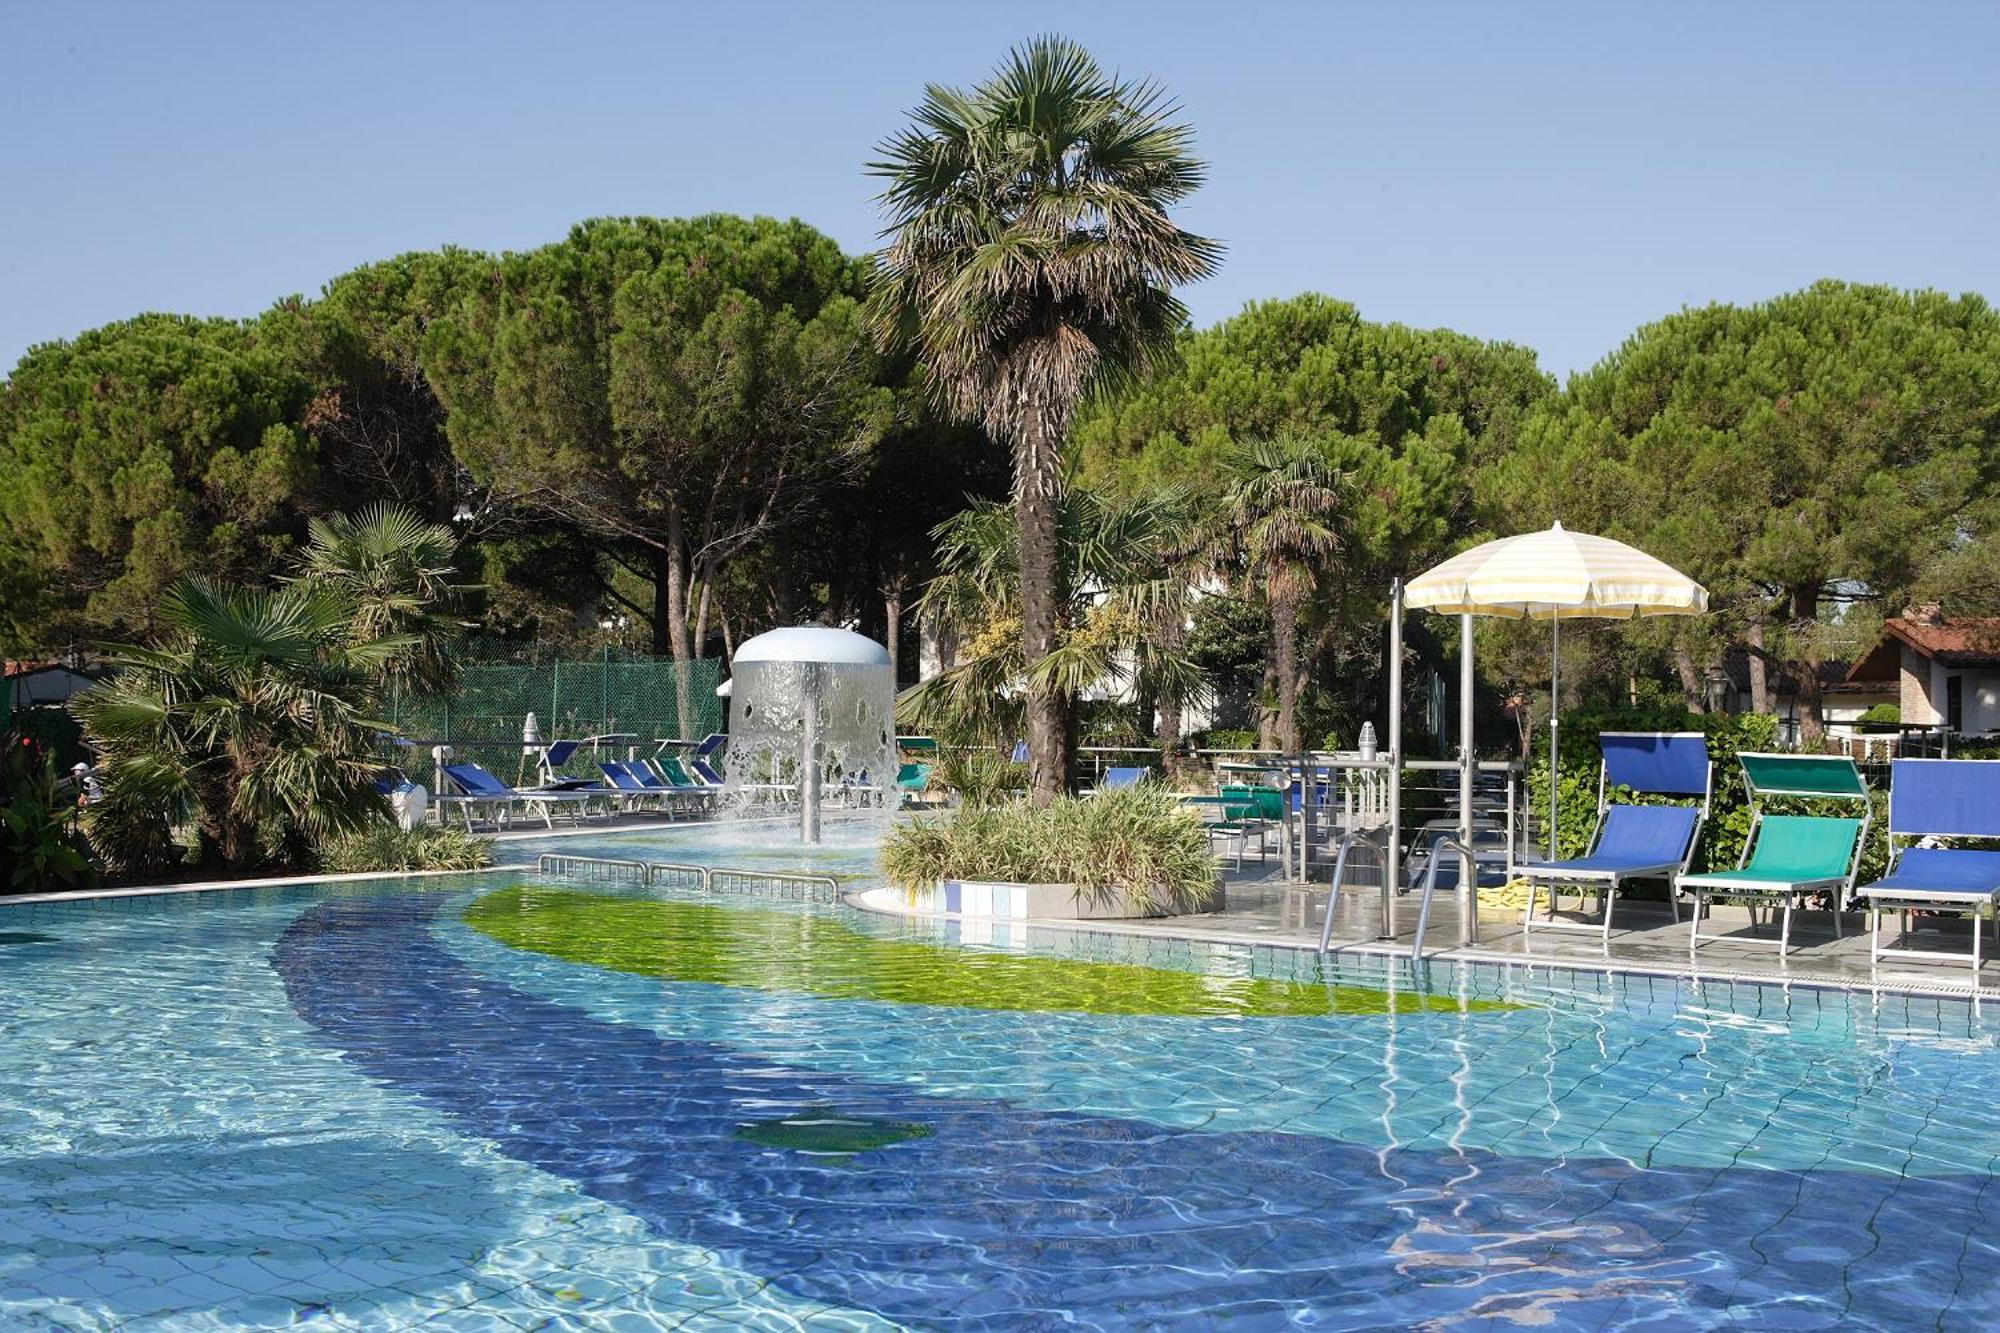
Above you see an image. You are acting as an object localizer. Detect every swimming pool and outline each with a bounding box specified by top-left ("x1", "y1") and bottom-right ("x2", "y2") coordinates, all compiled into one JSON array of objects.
[{"x1": 4, "y1": 821, "x2": 1999, "y2": 1329}]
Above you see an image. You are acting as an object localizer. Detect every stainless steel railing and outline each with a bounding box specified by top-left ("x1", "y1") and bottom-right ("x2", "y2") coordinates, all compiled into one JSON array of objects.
[
  {"x1": 1410, "y1": 836, "x2": 1474, "y2": 963},
  {"x1": 532, "y1": 853, "x2": 838, "y2": 902},
  {"x1": 533, "y1": 854, "x2": 651, "y2": 883}
]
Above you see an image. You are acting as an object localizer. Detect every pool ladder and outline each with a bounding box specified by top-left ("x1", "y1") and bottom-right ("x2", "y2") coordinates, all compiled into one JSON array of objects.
[
  {"x1": 1316, "y1": 832, "x2": 1473, "y2": 964},
  {"x1": 1408, "y1": 836, "x2": 1474, "y2": 963}
]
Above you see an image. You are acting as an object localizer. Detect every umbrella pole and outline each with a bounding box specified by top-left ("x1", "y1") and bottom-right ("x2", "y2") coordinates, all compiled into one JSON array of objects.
[
  {"x1": 1383, "y1": 580, "x2": 1402, "y2": 939},
  {"x1": 1549, "y1": 617, "x2": 1560, "y2": 859},
  {"x1": 1459, "y1": 611, "x2": 1477, "y2": 947}
]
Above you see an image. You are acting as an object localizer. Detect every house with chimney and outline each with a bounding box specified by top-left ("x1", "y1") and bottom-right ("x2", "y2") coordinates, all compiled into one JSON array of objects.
[{"x1": 1845, "y1": 608, "x2": 2000, "y2": 735}]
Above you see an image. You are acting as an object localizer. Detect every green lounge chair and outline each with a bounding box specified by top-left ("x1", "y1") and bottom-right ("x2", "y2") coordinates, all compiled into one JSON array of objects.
[
  {"x1": 1188, "y1": 784, "x2": 1281, "y2": 869},
  {"x1": 1678, "y1": 753, "x2": 1870, "y2": 957},
  {"x1": 641, "y1": 758, "x2": 720, "y2": 814}
]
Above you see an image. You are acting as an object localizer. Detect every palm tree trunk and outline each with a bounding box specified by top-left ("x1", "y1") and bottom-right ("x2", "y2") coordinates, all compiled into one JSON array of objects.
[
  {"x1": 884, "y1": 577, "x2": 905, "y2": 687},
  {"x1": 1016, "y1": 419, "x2": 1068, "y2": 804},
  {"x1": 1256, "y1": 654, "x2": 1279, "y2": 751},
  {"x1": 1273, "y1": 591, "x2": 1302, "y2": 754}
]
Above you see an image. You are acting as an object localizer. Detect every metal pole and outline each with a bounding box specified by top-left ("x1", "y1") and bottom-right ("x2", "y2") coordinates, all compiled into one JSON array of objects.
[
  {"x1": 800, "y1": 665, "x2": 822, "y2": 843},
  {"x1": 1383, "y1": 580, "x2": 1403, "y2": 939},
  {"x1": 1549, "y1": 615, "x2": 1561, "y2": 859},
  {"x1": 1459, "y1": 611, "x2": 1477, "y2": 947}
]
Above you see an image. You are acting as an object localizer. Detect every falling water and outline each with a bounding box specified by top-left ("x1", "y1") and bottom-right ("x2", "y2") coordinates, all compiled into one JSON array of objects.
[{"x1": 721, "y1": 629, "x2": 896, "y2": 843}]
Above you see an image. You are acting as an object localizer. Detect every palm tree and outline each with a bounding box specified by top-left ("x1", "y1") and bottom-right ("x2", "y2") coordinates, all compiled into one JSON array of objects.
[
  {"x1": 902, "y1": 487, "x2": 1207, "y2": 763},
  {"x1": 869, "y1": 36, "x2": 1221, "y2": 801},
  {"x1": 74, "y1": 579, "x2": 405, "y2": 872},
  {"x1": 293, "y1": 501, "x2": 470, "y2": 697},
  {"x1": 1213, "y1": 438, "x2": 1345, "y2": 754}
]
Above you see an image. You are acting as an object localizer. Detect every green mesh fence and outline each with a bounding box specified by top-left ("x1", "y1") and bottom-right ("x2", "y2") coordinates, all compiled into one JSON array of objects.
[{"x1": 386, "y1": 653, "x2": 726, "y2": 784}]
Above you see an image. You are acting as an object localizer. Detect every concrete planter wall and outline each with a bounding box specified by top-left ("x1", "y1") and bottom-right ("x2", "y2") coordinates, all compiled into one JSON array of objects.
[{"x1": 929, "y1": 878, "x2": 1225, "y2": 921}]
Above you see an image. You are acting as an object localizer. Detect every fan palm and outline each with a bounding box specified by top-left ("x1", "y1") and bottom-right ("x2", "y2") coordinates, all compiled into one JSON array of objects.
[
  {"x1": 1213, "y1": 438, "x2": 1346, "y2": 753},
  {"x1": 293, "y1": 501, "x2": 470, "y2": 697},
  {"x1": 869, "y1": 35, "x2": 1221, "y2": 800},
  {"x1": 902, "y1": 487, "x2": 1207, "y2": 757},
  {"x1": 74, "y1": 578, "x2": 405, "y2": 871}
]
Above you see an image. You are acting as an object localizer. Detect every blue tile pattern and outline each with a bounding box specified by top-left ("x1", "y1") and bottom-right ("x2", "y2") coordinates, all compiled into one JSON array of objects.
[{"x1": 272, "y1": 892, "x2": 2000, "y2": 1329}]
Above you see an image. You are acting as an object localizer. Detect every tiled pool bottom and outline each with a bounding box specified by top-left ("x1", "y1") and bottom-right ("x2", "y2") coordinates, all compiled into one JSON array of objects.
[{"x1": 4, "y1": 865, "x2": 2000, "y2": 1329}]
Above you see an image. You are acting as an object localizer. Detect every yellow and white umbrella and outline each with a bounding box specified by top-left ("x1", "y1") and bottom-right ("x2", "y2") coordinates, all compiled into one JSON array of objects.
[
  {"x1": 1402, "y1": 522, "x2": 1708, "y2": 621},
  {"x1": 1387, "y1": 523, "x2": 1706, "y2": 944}
]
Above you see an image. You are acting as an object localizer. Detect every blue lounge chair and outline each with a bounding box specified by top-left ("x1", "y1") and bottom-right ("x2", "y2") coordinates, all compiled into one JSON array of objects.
[
  {"x1": 534, "y1": 739, "x2": 605, "y2": 789},
  {"x1": 441, "y1": 762, "x2": 594, "y2": 830},
  {"x1": 1519, "y1": 732, "x2": 1712, "y2": 952},
  {"x1": 1679, "y1": 753, "x2": 1871, "y2": 958},
  {"x1": 1858, "y1": 758, "x2": 2000, "y2": 986},
  {"x1": 1097, "y1": 766, "x2": 1149, "y2": 792},
  {"x1": 596, "y1": 762, "x2": 678, "y2": 818}
]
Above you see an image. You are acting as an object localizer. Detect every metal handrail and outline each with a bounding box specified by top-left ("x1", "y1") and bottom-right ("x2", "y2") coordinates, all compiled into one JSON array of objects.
[
  {"x1": 646, "y1": 860, "x2": 710, "y2": 890},
  {"x1": 704, "y1": 866, "x2": 840, "y2": 902},
  {"x1": 1316, "y1": 827, "x2": 1368, "y2": 953},
  {"x1": 1410, "y1": 836, "x2": 1473, "y2": 963},
  {"x1": 534, "y1": 853, "x2": 651, "y2": 882}
]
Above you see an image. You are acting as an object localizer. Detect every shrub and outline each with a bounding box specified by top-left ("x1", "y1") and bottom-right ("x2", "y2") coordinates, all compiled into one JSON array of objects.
[
  {"x1": 1857, "y1": 703, "x2": 1901, "y2": 726},
  {"x1": 1194, "y1": 728, "x2": 1260, "y2": 752},
  {"x1": 933, "y1": 747, "x2": 1026, "y2": 809},
  {"x1": 0, "y1": 732, "x2": 96, "y2": 895},
  {"x1": 319, "y1": 822, "x2": 494, "y2": 874},
  {"x1": 880, "y1": 788, "x2": 1219, "y2": 915},
  {"x1": 1523, "y1": 705, "x2": 1781, "y2": 871}
]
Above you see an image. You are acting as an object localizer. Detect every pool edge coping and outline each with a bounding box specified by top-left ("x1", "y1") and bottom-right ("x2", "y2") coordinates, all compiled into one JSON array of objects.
[
  {"x1": 842, "y1": 885, "x2": 2000, "y2": 1005},
  {"x1": 10, "y1": 836, "x2": 1995, "y2": 1006}
]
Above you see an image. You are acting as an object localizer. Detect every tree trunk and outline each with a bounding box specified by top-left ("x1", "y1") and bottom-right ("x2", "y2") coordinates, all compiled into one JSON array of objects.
[
  {"x1": 1015, "y1": 418, "x2": 1068, "y2": 804},
  {"x1": 1157, "y1": 695, "x2": 1183, "y2": 766},
  {"x1": 1256, "y1": 657, "x2": 1279, "y2": 751},
  {"x1": 661, "y1": 505, "x2": 694, "y2": 736},
  {"x1": 884, "y1": 577, "x2": 905, "y2": 687},
  {"x1": 650, "y1": 552, "x2": 673, "y2": 657},
  {"x1": 771, "y1": 529, "x2": 797, "y2": 625},
  {"x1": 1746, "y1": 614, "x2": 1771, "y2": 713},
  {"x1": 1792, "y1": 586, "x2": 1827, "y2": 748},
  {"x1": 1673, "y1": 642, "x2": 1706, "y2": 714},
  {"x1": 692, "y1": 555, "x2": 717, "y2": 658},
  {"x1": 1154, "y1": 609, "x2": 1186, "y2": 764},
  {"x1": 1272, "y1": 591, "x2": 1303, "y2": 753}
]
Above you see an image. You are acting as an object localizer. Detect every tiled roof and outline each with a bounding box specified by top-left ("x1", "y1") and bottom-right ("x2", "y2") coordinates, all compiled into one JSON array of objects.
[
  {"x1": 1848, "y1": 618, "x2": 2000, "y2": 682},
  {"x1": 1882, "y1": 617, "x2": 2000, "y2": 663}
]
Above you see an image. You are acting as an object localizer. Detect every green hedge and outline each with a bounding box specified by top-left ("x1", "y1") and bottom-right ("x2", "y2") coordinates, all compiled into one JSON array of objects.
[{"x1": 1525, "y1": 705, "x2": 1786, "y2": 875}]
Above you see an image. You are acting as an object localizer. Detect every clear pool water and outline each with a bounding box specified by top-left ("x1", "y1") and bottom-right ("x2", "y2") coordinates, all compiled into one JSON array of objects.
[{"x1": 5, "y1": 820, "x2": 2000, "y2": 1329}]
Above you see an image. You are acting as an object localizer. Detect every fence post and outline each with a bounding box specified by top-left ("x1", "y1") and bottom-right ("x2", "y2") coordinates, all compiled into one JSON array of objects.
[{"x1": 551, "y1": 659, "x2": 561, "y2": 735}]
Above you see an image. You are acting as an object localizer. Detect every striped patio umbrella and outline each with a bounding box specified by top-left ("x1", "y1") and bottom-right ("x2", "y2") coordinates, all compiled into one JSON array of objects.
[
  {"x1": 1391, "y1": 524, "x2": 1706, "y2": 938},
  {"x1": 1402, "y1": 522, "x2": 1708, "y2": 621}
]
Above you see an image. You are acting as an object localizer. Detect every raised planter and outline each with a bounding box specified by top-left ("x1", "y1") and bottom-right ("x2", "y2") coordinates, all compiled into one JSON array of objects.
[{"x1": 927, "y1": 878, "x2": 1225, "y2": 921}]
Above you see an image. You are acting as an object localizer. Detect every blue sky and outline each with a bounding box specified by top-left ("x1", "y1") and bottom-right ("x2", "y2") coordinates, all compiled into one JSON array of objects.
[{"x1": 3, "y1": 1, "x2": 1994, "y2": 380}]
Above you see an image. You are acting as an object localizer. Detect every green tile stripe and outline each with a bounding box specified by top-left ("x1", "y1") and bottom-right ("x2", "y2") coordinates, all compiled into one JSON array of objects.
[{"x1": 463, "y1": 886, "x2": 1519, "y2": 1018}]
